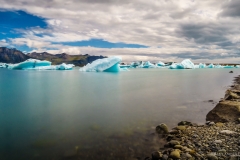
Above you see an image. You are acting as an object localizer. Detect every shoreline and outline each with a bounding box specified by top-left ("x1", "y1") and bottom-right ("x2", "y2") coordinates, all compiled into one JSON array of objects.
[{"x1": 149, "y1": 74, "x2": 240, "y2": 160}]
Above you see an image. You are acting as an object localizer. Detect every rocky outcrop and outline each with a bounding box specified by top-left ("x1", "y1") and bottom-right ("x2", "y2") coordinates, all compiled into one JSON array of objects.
[
  {"x1": 206, "y1": 77, "x2": 240, "y2": 123},
  {"x1": 206, "y1": 100, "x2": 240, "y2": 122}
]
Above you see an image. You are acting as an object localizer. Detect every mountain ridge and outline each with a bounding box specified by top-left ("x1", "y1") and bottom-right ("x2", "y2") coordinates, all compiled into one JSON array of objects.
[{"x1": 0, "y1": 47, "x2": 106, "y2": 66}]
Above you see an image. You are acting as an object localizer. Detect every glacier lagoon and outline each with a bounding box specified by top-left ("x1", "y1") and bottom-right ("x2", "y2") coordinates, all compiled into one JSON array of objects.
[{"x1": 0, "y1": 68, "x2": 239, "y2": 159}]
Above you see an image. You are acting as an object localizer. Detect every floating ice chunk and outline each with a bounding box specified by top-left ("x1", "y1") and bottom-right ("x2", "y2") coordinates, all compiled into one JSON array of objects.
[
  {"x1": 223, "y1": 65, "x2": 234, "y2": 68},
  {"x1": 236, "y1": 65, "x2": 240, "y2": 68},
  {"x1": 120, "y1": 67, "x2": 129, "y2": 71},
  {"x1": 79, "y1": 56, "x2": 122, "y2": 72},
  {"x1": 215, "y1": 64, "x2": 224, "y2": 68},
  {"x1": 8, "y1": 59, "x2": 51, "y2": 70},
  {"x1": 169, "y1": 59, "x2": 194, "y2": 69},
  {"x1": 169, "y1": 63, "x2": 184, "y2": 69},
  {"x1": 198, "y1": 63, "x2": 206, "y2": 68},
  {"x1": 157, "y1": 61, "x2": 165, "y2": 66},
  {"x1": 207, "y1": 63, "x2": 215, "y2": 68},
  {"x1": 120, "y1": 64, "x2": 130, "y2": 68},
  {"x1": 181, "y1": 59, "x2": 195, "y2": 69},
  {"x1": 142, "y1": 61, "x2": 156, "y2": 68},
  {"x1": 56, "y1": 63, "x2": 74, "y2": 70}
]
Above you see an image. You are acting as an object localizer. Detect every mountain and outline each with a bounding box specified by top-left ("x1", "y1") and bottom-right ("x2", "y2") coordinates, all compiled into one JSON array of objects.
[
  {"x1": 0, "y1": 47, "x2": 29, "y2": 63},
  {"x1": 0, "y1": 47, "x2": 106, "y2": 66},
  {"x1": 27, "y1": 52, "x2": 106, "y2": 66}
]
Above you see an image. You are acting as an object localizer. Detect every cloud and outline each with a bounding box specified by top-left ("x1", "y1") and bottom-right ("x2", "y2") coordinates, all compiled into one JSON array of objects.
[
  {"x1": 219, "y1": 0, "x2": 240, "y2": 17},
  {"x1": 0, "y1": 0, "x2": 239, "y2": 62}
]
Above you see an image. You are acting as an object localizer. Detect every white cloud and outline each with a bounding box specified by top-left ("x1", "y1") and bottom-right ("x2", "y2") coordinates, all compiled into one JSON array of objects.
[{"x1": 0, "y1": 0, "x2": 240, "y2": 62}]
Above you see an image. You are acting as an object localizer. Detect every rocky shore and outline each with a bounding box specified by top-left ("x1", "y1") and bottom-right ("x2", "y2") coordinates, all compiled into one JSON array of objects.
[{"x1": 149, "y1": 74, "x2": 240, "y2": 160}]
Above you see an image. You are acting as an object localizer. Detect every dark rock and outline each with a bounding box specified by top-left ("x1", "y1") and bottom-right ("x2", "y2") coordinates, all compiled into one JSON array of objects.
[
  {"x1": 151, "y1": 151, "x2": 161, "y2": 160},
  {"x1": 229, "y1": 71, "x2": 233, "y2": 73}
]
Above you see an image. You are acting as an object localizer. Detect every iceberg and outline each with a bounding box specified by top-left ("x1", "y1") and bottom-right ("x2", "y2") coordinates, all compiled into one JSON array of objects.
[
  {"x1": 8, "y1": 59, "x2": 51, "y2": 70},
  {"x1": 79, "y1": 56, "x2": 122, "y2": 72},
  {"x1": 56, "y1": 63, "x2": 74, "y2": 70},
  {"x1": 223, "y1": 65, "x2": 234, "y2": 69},
  {"x1": 169, "y1": 59, "x2": 194, "y2": 69},
  {"x1": 157, "y1": 61, "x2": 165, "y2": 67},
  {"x1": 236, "y1": 65, "x2": 240, "y2": 68},
  {"x1": 198, "y1": 63, "x2": 206, "y2": 68},
  {"x1": 207, "y1": 63, "x2": 215, "y2": 68},
  {"x1": 142, "y1": 61, "x2": 156, "y2": 68}
]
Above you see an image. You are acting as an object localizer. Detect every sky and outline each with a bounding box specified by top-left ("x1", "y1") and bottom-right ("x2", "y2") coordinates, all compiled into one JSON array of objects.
[{"x1": 0, "y1": 0, "x2": 240, "y2": 62}]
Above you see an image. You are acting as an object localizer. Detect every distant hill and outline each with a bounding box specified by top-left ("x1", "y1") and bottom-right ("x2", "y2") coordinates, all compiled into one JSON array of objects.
[
  {"x1": 0, "y1": 47, "x2": 29, "y2": 63},
  {"x1": 0, "y1": 47, "x2": 106, "y2": 66}
]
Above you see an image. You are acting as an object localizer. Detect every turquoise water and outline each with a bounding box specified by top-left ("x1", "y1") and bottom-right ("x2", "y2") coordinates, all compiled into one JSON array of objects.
[{"x1": 0, "y1": 68, "x2": 239, "y2": 160}]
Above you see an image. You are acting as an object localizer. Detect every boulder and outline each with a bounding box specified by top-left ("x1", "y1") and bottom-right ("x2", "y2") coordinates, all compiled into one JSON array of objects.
[{"x1": 206, "y1": 100, "x2": 240, "y2": 122}]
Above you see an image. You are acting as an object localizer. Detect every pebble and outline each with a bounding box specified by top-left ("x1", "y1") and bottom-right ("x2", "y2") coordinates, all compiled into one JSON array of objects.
[{"x1": 169, "y1": 149, "x2": 181, "y2": 159}]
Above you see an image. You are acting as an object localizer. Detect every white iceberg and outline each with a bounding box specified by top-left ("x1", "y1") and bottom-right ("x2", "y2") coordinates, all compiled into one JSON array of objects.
[
  {"x1": 207, "y1": 63, "x2": 215, "y2": 68},
  {"x1": 198, "y1": 63, "x2": 206, "y2": 68},
  {"x1": 142, "y1": 61, "x2": 156, "y2": 68},
  {"x1": 169, "y1": 59, "x2": 194, "y2": 69},
  {"x1": 79, "y1": 56, "x2": 122, "y2": 72},
  {"x1": 157, "y1": 61, "x2": 165, "y2": 67},
  {"x1": 223, "y1": 65, "x2": 234, "y2": 69},
  {"x1": 8, "y1": 59, "x2": 51, "y2": 70},
  {"x1": 56, "y1": 63, "x2": 74, "y2": 70}
]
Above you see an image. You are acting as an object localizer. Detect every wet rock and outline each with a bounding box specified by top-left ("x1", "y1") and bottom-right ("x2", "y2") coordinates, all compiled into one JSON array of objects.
[
  {"x1": 206, "y1": 100, "x2": 240, "y2": 122},
  {"x1": 162, "y1": 154, "x2": 168, "y2": 160},
  {"x1": 176, "y1": 125, "x2": 186, "y2": 130},
  {"x1": 229, "y1": 71, "x2": 233, "y2": 73},
  {"x1": 169, "y1": 140, "x2": 180, "y2": 147},
  {"x1": 156, "y1": 123, "x2": 169, "y2": 134},
  {"x1": 169, "y1": 149, "x2": 181, "y2": 159},
  {"x1": 206, "y1": 154, "x2": 218, "y2": 160},
  {"x1": 178, "y1": 121, "x2": 192, "y2": 126},
  {"x1": 151, "y1": 151, "x2": 162, "y2": 160},
  {"x1": 216, "y1": 122, "x2": 224, "y2": 127},
  {"x1": 220, "y1": 130, "x2": 236, "y2": 135}
]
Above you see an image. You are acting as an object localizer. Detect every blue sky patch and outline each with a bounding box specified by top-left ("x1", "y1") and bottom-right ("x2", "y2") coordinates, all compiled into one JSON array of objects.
[
  {"x1": 56, "y1": 39, "x2": 149, "y2": 48},
  {"x1": 0, "y1": 10, "x2": 48, "y2": 40}
]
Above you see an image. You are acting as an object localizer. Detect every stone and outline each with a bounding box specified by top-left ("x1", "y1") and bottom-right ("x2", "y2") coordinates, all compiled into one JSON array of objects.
[
  {"x1": 206, "y1": 100, "x2": 240, "y2": 122},
  {"x1": 176, "y1": 125, "x2": 186, "y2": 130},
  {"x1": 169, "y1": 140, "x2": 180, "y2": 146},
  {"x1": 156, "y1": 123, "x2": 169, "y2": 134},
  {"x1": 162, "y1": 154, "x2": 168, "y2": 160},
  {"x1": 174, "y1": 145, "x2": 183, "y2": 150},
  {"x1": 220, "y1": 130, "x2": 236, "y2": 135},
  {"x1": 151, "y1": 151, "x2": 162, "y2": 160},
  {"x1": 214, "y1": 140, "x2": 222, "y2": 144},
  {"x1": 169, "y1": 149, "x2": 181, "y2": 159},
  {"x1": 216, "y1": 122, "x2": 224, "y2": 127},
  {"x1": 209, "y1": 122, "x2": 215, "y2": 125},
  {"x1": 178, "y1": 121, "x2": 192, "y2": 126},
  {"x1": 229, "y1": 71, "x2": 233, "y2": 73},
  {"x1": 206, "y1": 154, "x2": 218, "y2": 160}
]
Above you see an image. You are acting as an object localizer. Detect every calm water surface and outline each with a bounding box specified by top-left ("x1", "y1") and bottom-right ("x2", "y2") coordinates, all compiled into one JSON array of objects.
[{"x1": 0, "y1": 68, "x2": 239, "y2": 160}]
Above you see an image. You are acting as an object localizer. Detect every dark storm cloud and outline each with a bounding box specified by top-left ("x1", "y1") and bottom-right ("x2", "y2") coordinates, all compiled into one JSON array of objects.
[
  {"x1": 176, "y1": 22, "x2": 235, "y2": 48},
  {"x1": 220, "y1": 0, "x2": 240, "y2": 17}
]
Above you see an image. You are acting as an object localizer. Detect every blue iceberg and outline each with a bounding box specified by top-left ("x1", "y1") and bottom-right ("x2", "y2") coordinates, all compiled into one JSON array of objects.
[
  {"x1": 207, "y1": 63, "x2": 215, "y2": 68},
  {"x1": 142, "y1": 61, "x2": 156, "y2": 68},
  {"x1": 157, "y1": 61, "x2": 165, "y2": 67},
  {"x1": 198, "y1": 63, "x2": 206, "y2": 68},
  {"x1": 79, "y1": 56, "x2": 122, "y2": 72},
  {"x1": 169, "y1": 59, "x2": 195, "y2": 69},
  {"x1": 8, "y1": 59, "x2": 51, "y2": 70},
  {"x1": 56, "y1": 63, "x2": 74, "y2": 70}
]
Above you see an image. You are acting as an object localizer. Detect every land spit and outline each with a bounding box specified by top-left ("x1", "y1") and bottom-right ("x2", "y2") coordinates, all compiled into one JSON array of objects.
[{"x1": 149, "y1": 74, "x2": 240, "y2": 160}]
